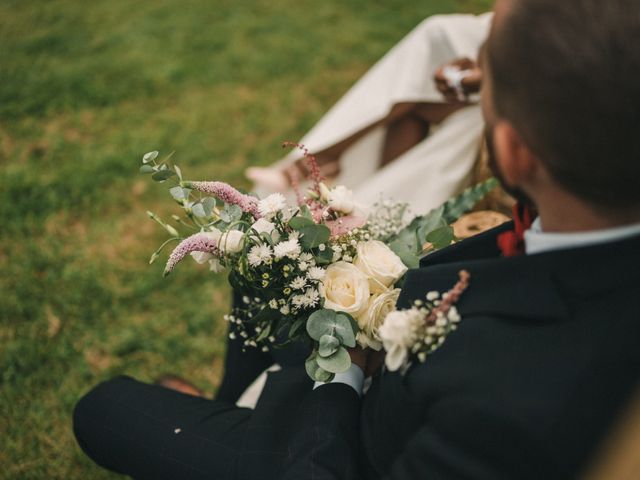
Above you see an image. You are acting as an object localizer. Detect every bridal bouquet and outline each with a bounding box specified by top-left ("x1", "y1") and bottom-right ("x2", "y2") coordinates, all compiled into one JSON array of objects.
[{"x1": 140, "y1": 145, "x2": 495, "y2": 381}]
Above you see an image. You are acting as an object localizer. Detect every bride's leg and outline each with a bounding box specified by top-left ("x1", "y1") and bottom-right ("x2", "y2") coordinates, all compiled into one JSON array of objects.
[{"x1": 380, "y1": 102, "x2": 467, "y2": 167}]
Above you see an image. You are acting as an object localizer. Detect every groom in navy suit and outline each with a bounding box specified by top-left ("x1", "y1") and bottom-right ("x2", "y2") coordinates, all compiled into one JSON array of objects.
[{"x1": 74, "y1": 0, "x2": 640, "y2": 478}]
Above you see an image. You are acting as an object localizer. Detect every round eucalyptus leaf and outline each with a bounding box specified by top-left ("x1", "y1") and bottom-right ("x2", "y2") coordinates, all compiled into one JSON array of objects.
[
  {"x1": 333, "y1": 313, "x2": 357, "y2": 348},
  {"x1": 169, "y1": 186, "x2": 190, "y2": 201},
  {"x1": 298, "y1": 224, "x2": 330, "y2": 250},
  {"x1": 143, "y1": 151, "x2": 159, "y2": 163},
  {"x1": 288, "y1": 216, "x2": 315, "y2": 230},
  {"x1": 139, "y1": 164, "x2": 155, "y2": 174},
  {"x1": 191, "y1": 203, "x2": 207, "y2": 217},
  {"x1": 151, "y1": 169, "x2": 176, "y2": 182},
  {"x1": 316, "y1": 347, "x2": 351, "y2": 374},
  {"x1": 306, "y1": 309, "x2": 336, "y2": 340},
  {"x1": 202, "y1": 197, "x2": 216, "y2": 215},
  {"x1": 318, "y1": 334, "x2": 340, "y2": 358},
  {"x1": 425, "y1": 226, "x2": 454, "y2": 249},
  {"x1": 305, "y1": 353, "x2": 334, "y2": 382}
]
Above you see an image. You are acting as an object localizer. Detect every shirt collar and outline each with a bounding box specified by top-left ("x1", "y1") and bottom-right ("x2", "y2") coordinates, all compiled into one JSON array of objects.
[{"x1": 524, "y1": 217, "x2": 640, "y2": 255}]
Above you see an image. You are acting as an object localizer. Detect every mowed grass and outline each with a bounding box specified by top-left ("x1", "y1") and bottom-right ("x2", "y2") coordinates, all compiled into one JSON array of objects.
[{"x1": 0, "y1": 0, "x2": 492, "y2": 477}]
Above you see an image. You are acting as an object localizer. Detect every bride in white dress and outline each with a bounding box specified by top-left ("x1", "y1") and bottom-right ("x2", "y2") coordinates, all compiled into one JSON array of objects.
[{"x1": 247, "y1": 12, "x2": 493, "y2": 215}]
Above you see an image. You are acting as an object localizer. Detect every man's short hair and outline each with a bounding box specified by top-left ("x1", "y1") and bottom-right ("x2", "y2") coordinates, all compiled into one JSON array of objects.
[{"x1": 488, "y1": 0, "x2": 640, "y2": 210}]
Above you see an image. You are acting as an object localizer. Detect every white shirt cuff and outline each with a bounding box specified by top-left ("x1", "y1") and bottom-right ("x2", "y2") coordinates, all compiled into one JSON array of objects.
[{"x1": 313, "y1": 364, "x2": 365, "y2": 397}]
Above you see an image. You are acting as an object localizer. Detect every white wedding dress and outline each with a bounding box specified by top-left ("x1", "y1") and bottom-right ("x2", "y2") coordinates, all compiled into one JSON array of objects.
[
  {"x1": 237, "y1": 13, "x2": 493, "y2": 409},
  {"x1": 261, "y1": 12, "x2": 493, "y2": 216}
]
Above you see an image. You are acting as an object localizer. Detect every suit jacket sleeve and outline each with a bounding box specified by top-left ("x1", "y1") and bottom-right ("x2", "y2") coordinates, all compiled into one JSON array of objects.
[{"x1": 279, "y1": 383, "x2": 361, "y2": 480}]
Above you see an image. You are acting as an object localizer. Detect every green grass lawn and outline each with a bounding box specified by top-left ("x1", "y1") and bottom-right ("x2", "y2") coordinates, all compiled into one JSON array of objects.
[{"x1": 0, "y1": 0, "x2": 491, "y2": 477}]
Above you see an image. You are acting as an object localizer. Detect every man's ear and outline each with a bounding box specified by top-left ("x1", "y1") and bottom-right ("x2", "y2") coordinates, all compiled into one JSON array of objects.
[{"x1": 492, "y1": 121, "x2": 538, "y2": 188}]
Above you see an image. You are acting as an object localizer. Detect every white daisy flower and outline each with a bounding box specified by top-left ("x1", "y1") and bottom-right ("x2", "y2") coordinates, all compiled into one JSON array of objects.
[
  {"x1": 274, "y1": 238, "x2": 301, "y2": 260},
  {"x1": 299, "y1": 252, "x2": 314, "y2": 262},
  {"x1": 279, "y1": 305, "x2": 290, "y2": 315},
  {"x1": 302, "y1": 288, "x2": 320, "y2": 308},
  {"x1": 291, "y1": 295, "x2": 306, "y2": 308},
  {"x1": 298, "y1": 261, "x2": 309, "y2": 271},
  {"x1": 247, "y1": 244, "x2": 273, "y2": 267},
  {"x1": 290, "y1": 276, "x2": 307, "y2": 290},
  {"x1": 307, "y1": 266, "x2": 326, "y2": 281},
  {"x1": 258, "y1": 193, "x2": 287, "y2": 219}
]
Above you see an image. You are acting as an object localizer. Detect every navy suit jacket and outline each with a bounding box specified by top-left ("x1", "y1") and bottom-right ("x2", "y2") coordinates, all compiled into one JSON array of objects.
[{"x1": 273, "y1": 223, "x2": 640, "y2": 479}]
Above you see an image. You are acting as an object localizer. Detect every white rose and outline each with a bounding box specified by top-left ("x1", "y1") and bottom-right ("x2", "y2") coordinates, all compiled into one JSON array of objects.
[
  {"x1": 378, "y1": 309, "x2": 421, "y2": 371},
  {"x1": 208, "y1": 258, "x2": 225, "y2": 273},
  {"x1": 353, "y1": 240, "x2": 408, "y2": 294},
  {"x1": 204, "y1": 228, "x2": 222, "y2": 243},
  {"x1": 250, "y1": 218, "x2": 280, "y2": 242},
  {"x1": 218, "y1": 230, "x2": 244, "y2": 254},
  {"x1": 328, "y1": 185, "x2": 356, "y2": 214},
  {"x1": 190, "y1": 251, "x2": 214, "y2": 264},
  {"x1": 319, "y1": 261, "x2": 370, "y2": 317},
  {"x1": 355, "y1": 288, "x2": 401, "y2": 351}
]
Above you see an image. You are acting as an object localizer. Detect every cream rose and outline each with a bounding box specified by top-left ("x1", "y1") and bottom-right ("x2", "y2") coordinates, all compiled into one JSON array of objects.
[
  {"x1": 218, "y1": 230, "x2": 244, "y2": 254},
  {"x1": 190, "y1": 251, "x2": 214, "y2": 264},
  {"x1": 353, "y1": 240, "x2": 408, "y2": 294},
  {"x1": 319, "y1": 261, "x2": 370, "y2": 317},
  {"x1": 356, "y1": 288, "x2": 401, "y2": 351},
  {"x1": 250, "y1": 218, "x2": 280, "y2": 242}
]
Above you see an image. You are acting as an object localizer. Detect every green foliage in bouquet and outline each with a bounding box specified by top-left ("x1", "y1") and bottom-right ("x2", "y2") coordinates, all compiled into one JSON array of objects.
[{"x1": 387, "y1": 178, "x2": 498, "y2": 268}]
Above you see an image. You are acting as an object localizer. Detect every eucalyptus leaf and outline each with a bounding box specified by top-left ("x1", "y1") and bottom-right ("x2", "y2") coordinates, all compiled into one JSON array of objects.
[
  {"x1": 314, "y1": 247, "x2": 334, "y2": 266},
  {"x1": 202, "y1": 197, "x2": 216, "y2": 216},
  {"x1": 289, "y1": 216, "x2": 315, "y2": 230},
  {"x1": 316, "y1": 347, "x2": 351, "y2": 374},
  {"x1": 221, "y1": 204, "x2": 242, "y2": 223},
  {"x1": 306, "y1": 309, "x2": 356, "y2": 347},
  {"x1": 306, "y1": 310, "x2": 335, "y2": 340},
  {"x1": 318, "y1": 334, "x2": 340, "y2": 358},
  {"x1": 139, "y1": 164, "x2": 155, "y2": 174},
  {"x1": 174, "y1": 164, "x2": 183, "y2": 180},
  {"x1": 169, "y1": 186, "x2": 190, "y2": 201},
  {"x1": 143, "y1": 151, "x2": 159, "y2": 163},
  {"x1": 299, "y1": 205, "x2": 313, "y2": 220},
  {"x1": 298, "y1": 224, "x2": 330, "y2": 250},
  {"x1": 191, "y1": 203, "x2": 207, "y2": 217},
  {"x1": 151, "y1": 169, "x2": 176, "y2": 182},
  {"x1": 425, "y1": 226, "x2": 454, "y2": 249},
  {"x1": 305, "y1": 353, "x2": 334, "y2": 382}
]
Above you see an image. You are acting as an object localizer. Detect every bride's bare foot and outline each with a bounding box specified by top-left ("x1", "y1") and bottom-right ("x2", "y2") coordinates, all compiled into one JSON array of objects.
[{"x1": 245, "y1": 166, "x2": 289, "y2": 192}]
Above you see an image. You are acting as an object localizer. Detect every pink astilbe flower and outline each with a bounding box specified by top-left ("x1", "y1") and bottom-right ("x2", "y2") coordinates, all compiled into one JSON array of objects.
[
  {"x1": 282, "y1": 142, "x2": 323, "y2": 195},
  {"x1": 183, "y1": 181, "x2": 260, "y2": 218},
  {"x1": 164, "y1": 232, "x2": 220, "y2": 276}
]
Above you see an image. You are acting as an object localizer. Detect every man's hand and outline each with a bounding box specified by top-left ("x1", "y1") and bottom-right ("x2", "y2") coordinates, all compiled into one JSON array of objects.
[
  {"x1": 348, "y1": 347, "x2": 386, "y2": 378},
  {"x1": 434, "y1": 57, "x2": 483, "y2": 103},
  {"x1": 347, "y1": 347, "x2": 368, "y2": 372}
]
